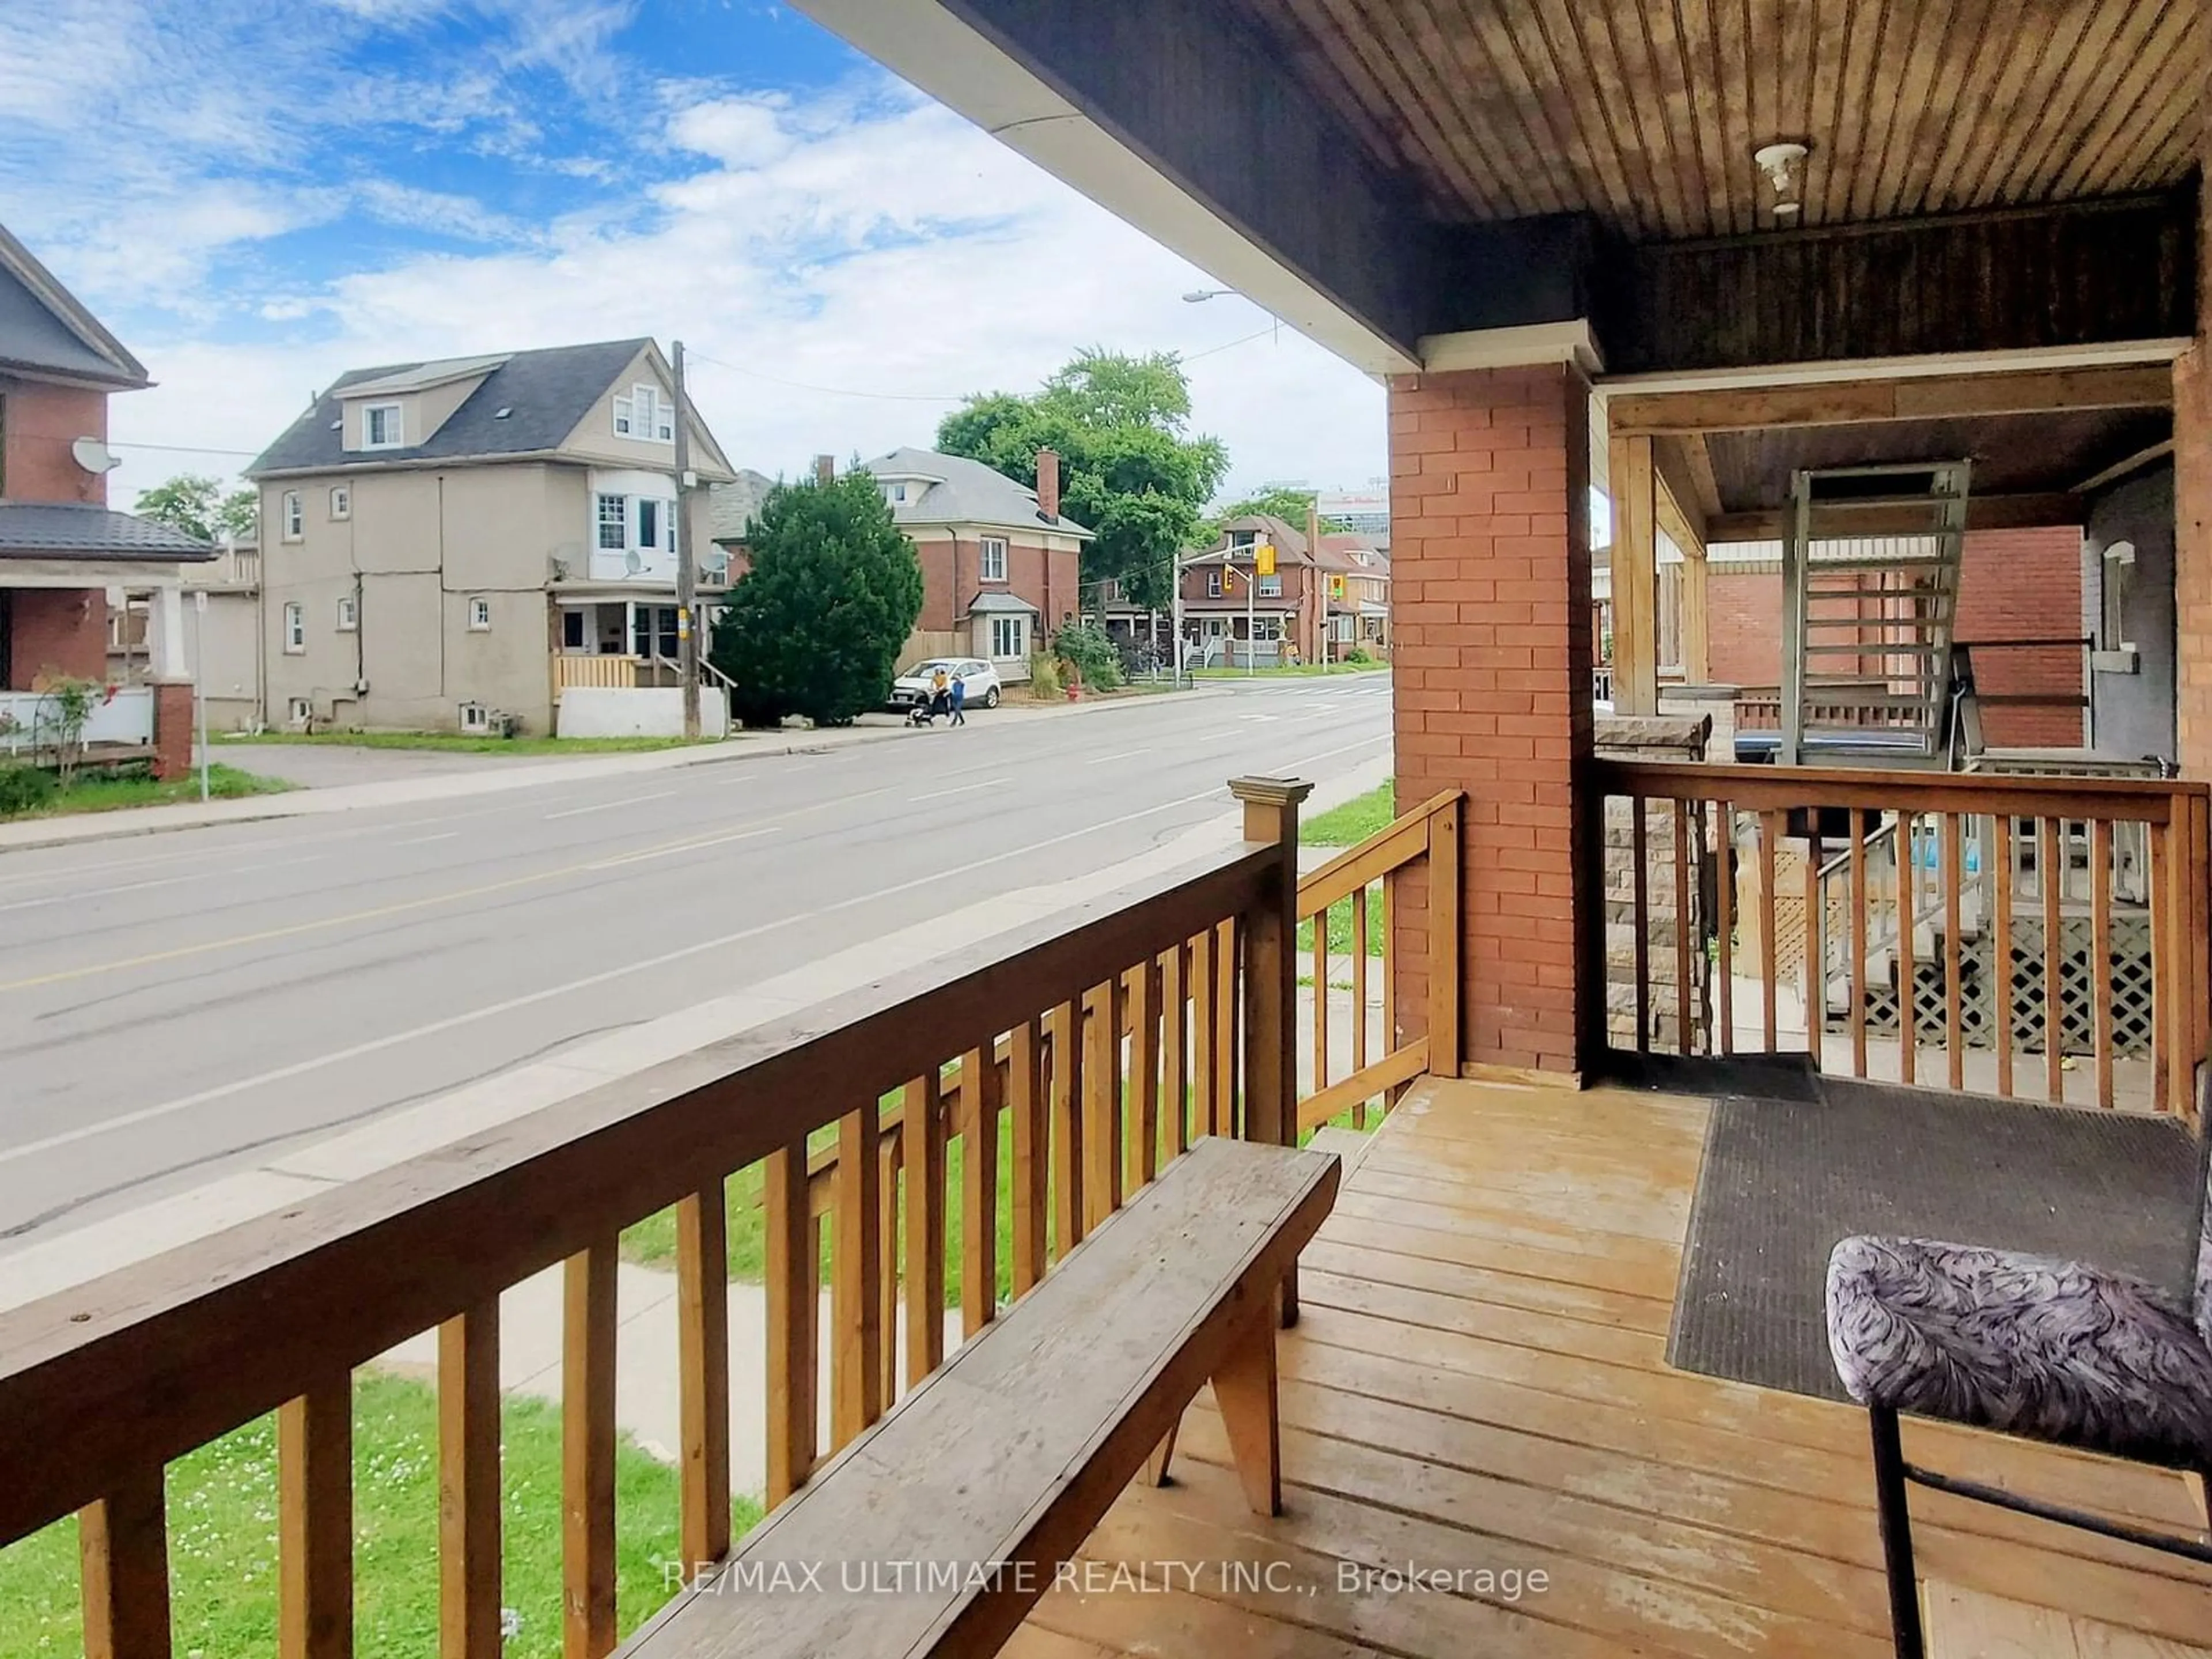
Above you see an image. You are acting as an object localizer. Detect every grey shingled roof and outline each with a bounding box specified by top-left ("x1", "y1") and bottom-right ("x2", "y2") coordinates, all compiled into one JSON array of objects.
[
  {"x1": 706, "y1": 469, "x2": 777, "y2": 543},
  {"x1": 246, "y1": 339, "x2": 653, "y2": 477},
  {"x1": 864, "y1": 448, "x2": 1092, "y2": 539},
  {"x1": 0, "y1": 222, "x2": 149, "y2": 388},
  {"x1": 0, "y1": 503, "x2": 213, "y2": 561},
  {"x1": 967, "y1": 590, "x2": 1039, "y2": 614}
]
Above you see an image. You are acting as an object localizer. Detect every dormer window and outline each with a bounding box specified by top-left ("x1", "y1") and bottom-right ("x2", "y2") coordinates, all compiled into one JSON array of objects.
[
  {"x1": 887, "y1": 483, "x2": 907, "y2": 504},
  {"x1": 1229, "y1": 530, "x2": 1258, "y2": 552},
  {"x1": 613, "y1": 383, "x2": 675, "y2": 444},
  {"x1": 362, "y1": 403, "x2": 403, "y2": 450}
]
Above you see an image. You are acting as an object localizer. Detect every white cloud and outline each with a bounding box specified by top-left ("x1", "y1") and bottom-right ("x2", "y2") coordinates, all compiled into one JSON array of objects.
[{"x1": 99, "y1": 76, "x2": 1384, "y2": 510}]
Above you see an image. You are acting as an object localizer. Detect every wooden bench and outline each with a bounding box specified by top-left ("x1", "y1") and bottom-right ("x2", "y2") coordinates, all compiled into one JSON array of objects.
[{"x1": 619, "y1": 1135, "x2": 1340, "y2": 1659}]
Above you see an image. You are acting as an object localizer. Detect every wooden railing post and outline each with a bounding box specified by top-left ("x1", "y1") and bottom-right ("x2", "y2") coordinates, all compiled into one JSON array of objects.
[
  {"x1": 1427, "y1": 796, "x2": 1462, "y2": 1076},
  {"x1": 80, "y1": 1468, "x2": 169, "y2": 1659},
  {"x1": 675, "y1": 1184, "x2": 731, "y2": 1571},
  {"x1": 1230, "y1": 775, "x2": 1312, "y2": 1325},
  {"x1": 278, "y1": 1374, "x2": 353, "y2": 1659}
]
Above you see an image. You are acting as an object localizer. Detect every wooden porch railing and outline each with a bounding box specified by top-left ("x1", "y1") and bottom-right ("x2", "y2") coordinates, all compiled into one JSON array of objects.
[
  {"x1": 1591, "y1": 760, "x2": 2211, "y2": 1121},
  {"x1": 1292, "y1": 788, "x2": 1462, "y2": 1132},
  {"x1": 555, "y1": 654, "x2": 640, "y2": 691},
  {"x1": 0, "y1": 776, "x2": 1328, "y2": 1659}
]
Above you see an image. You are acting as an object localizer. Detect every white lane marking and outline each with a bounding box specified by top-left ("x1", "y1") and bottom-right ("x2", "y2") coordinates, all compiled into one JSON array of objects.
[
  {"x1": 0, "y1": 874, "x2": 195, "y2": 916},
  {"x1": 908, "y1": 778, "x2": 1009, "y2": 802},
  {"x1": 1083, "y1": 748, "x2": 1153, "y2": 766},
  {"x1": 1238, "y1": 714, "x2": 1278, "y2": 724},
  {"x1": 546, "y1": 790, "x2": 676, "y2": 820},
  {"x1": 392, "y1": 832, "x2": 461, "y2": 847},
  {"x1": 0, "y1": 784, "x2": 1229, "y2": 1168},
  {"x1": 585, "y1": 825, "x2": 778, "y2": 869},
  {"x1": 1191, "y1": 731, "x2": 1237, "y2": 745}
]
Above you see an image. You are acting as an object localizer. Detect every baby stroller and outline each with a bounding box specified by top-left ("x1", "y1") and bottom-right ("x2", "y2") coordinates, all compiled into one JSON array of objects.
[{"x1": 908, "y1": 687, "x2": 953, "y2": 726}]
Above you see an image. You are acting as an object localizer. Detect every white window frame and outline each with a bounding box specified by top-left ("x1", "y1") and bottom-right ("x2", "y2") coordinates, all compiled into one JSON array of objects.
[
  {"x1": 2102, "y1": 541, "x2": 2137, "y2": 652},
  {"x1": 1229, "y1": 529, "x2": 1259, "y2": 551},
  {"x1": 888, "y1": 482, "x2": 907, "y2": 504},
  {"x1": 283, "y1": 601, "x2": 305, "y2": 653},
  {"x1": 979, "y1": 536, "x2": 1008, "y2": 582},
  {"x1": 468, "y1": 597, "x2": 493, "y2": 632},
  {"x1": 636, "y1": 497, "x2": 660, "y2": 551},
  {"x1": 561, "y1": 609, "x2": 588, "y2": 650},
  {"x1": 596, "y1": 493, "x2": 627, "y2": 551},
  {"x1": 361, "y1": 402, "x2": 403, "y2": 450},
  {"x1": 616, "y1": 382, "x2": 673, "y2": 444},
  {"x1": 286, "y1": 696, "x2": 313, "y2": 727},
  {"x1": 990, "y1": 616, "x2": 1025, "y2": 660},
  {"x1": 458, "y1": 702, "x2": 490, "y2": 733},
  {"x1": 1257, "y1": 573, "x2": 1283, "y2": 597},
  {"x1": 1206, "y1": 569, "x2": 1222, "y2": 599},
  {"x1": 335, "y1": 594, "x2": 357, "y2": 632},
  {"x1": 281, "y1": 491, "x2": 303, "y2": 541},
  {"x1": 328, "y1": 484, "x2": 350, "y2": 521}
]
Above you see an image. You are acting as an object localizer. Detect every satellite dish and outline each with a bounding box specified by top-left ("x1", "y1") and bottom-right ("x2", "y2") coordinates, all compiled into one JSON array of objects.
[
  {"x1": 623, "y1": 550, "x2": 645, "y2": 577},
  {"x1": 71, "y1": 438, "x2": 122, "y2": 475}
]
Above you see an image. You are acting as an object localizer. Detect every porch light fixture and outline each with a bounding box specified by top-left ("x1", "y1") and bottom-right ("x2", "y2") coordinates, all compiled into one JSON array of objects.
[{"x1": 1754, "y1": 142, "x2": 1810, "y2": 218}]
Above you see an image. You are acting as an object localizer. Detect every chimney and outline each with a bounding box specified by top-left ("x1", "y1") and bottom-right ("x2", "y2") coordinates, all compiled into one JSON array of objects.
[
  {"x1": 813, "y1": 453, "x2": 835, "y2": 485},
  {"x1": 1306, "y1": 500, "x2": 1322, "y2": 555},
  {"x1": 1036, "y1": 448, "x2": 1060, "y2": 522}
]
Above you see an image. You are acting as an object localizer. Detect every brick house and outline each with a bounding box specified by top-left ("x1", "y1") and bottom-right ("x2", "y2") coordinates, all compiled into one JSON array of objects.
[
  {"x1": 1702, "y1": 528, "x2": 2089, "y2": 748},
  {"x1": 1317, "y1": 531, "x2": 1392, "y2": 656},
  {"x1": 1179, "y1": 512, "x2": 1330, "y2": 666},
  {"x1": 0, "y1": 221, "x2": 210, "y2": 775},
  {"x1": 861, "y1": 446, "x2": 1090, "y2": 680}
]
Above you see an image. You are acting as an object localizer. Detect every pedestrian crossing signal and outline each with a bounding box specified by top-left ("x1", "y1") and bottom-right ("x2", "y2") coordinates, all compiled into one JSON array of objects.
[{"x1": 1327, "y1": 574, "x2": 1346, "y2": 599}]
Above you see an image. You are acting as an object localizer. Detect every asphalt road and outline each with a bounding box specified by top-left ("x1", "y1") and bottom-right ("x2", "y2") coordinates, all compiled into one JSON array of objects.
[{"x1": 0, "y1": 679, "x2": 1390, "y2": 1245}]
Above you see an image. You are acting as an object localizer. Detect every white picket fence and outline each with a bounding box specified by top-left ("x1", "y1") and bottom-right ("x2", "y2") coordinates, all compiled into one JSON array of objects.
[{"x1": 0, "y1": 687, "x2": 155, "y2": 756}]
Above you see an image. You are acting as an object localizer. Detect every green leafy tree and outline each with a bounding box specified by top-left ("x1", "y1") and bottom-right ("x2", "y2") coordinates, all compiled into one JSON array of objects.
[
  {"x1": 936, "y1": 350, "x2": 1227, "y2": 612},
  {"x1": 708, "y1": 470, "x2": 923, "y2": 729},
  {"x1": 134, "y1": 474, "x2": 256, "y2": 544}
]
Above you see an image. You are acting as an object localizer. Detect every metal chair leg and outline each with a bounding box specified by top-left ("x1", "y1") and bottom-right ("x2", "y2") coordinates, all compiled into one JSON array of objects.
[{"x1": 1869, "y1": 1405, "x2": 1926, "y2": 1659}]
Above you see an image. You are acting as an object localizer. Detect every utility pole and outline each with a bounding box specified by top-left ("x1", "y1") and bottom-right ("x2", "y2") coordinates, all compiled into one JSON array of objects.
[
  {"x1": 672, "y1": 339, "x2": 700, "y2": 740},
  {"x1": 1170, "y1": 552, "x2": 1184, "y2": 688}
]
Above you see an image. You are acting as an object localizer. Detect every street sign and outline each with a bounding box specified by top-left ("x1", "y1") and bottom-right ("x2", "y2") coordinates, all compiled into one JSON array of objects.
[{"x1": 1255, "y1": 542, "x2": 1276, "y2": 577}]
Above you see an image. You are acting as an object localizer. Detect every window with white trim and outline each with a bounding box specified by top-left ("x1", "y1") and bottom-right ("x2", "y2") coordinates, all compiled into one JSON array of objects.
[
  {"x1": 596, "y1": 494, "x2": 627, "y2": 551},
  {"x1": 287, "y1": 697, "x2": 312, "y2": 726},
  {"x1": 637, "y1": 497, "x2": 661, "y2": 551},
  {"x1": 1229, "y1": 530, "x2": 1259, "y2": 551},
  {"x1": 989, "y1": 616, "x2": 1025, "y2": 660},
  {"x1": 2102, "y1": 541, "x2": 2137, "y2": 652},
  {"x1": 336, "y1": 594, "x2": 357, "y2": 631},
  {"x1": 283, "y1": 602, "x2": 305, "y2": 653},
  {"x1": 613, "y1": 383, "x2": 673, "y2": 442},
  {"x1": 468, "y1": 597, "x2": 492, "y2": 631},
  {"x1": 328, "y1": 485, "x2": 350, "y2": 521},
  {"x1": 886, "y1": 483, "x2": 907, "y2": 504},
  {"x1": 980, "y1": 536, "x2": 1007, "y2": 581},
  {"x1": 362, "y1": 403, "x2": 403, "y2": 449},
  {"x1": 1257, "y1": 574, "x2": 1282, "y2": 597},
  {"x1": 282, "y1": 491, "x2": 303, "y2": 540},
  {"x1": 562, "y1": 609, "x2": 586, "y2": 650},
  {"x1": 1206, "y1": 570, "x2": 1222, "y2": 599}
]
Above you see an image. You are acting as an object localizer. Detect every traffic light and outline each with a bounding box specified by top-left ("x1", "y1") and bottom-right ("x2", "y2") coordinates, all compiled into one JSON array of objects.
[{"x1": 1255, "y1": 542, "x2": 1276, "y2": 577}]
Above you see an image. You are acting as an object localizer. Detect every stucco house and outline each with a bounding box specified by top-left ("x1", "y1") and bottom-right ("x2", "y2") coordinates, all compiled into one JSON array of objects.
[
  {"x1": 245, "y1": 338, "x2": 736, "y2": 734},
  {"x1": 863, "y1": 446, "x2": 1089, "y2": 679},
  {"x1": 0, "y1": 222, "x2": 210, "y2": 764}
]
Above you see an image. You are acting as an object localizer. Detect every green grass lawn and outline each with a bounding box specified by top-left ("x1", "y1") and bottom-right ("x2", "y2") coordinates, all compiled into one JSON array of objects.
[
  {"x1": 0, "y1": 762, "x2": 290, "y2": 821},
  {"x1": 219, "y1": 732, "x2": 704, "y2": 756},
  {"x1": 1189, "y1": 662, "x2": 1387, "y2": 680},
  {"x1": 1303, "y1": 781, "x2": 1394, "y2": 847},
  {"x1": 0, "y1": 1372, "x2": 758, "y2": 1659}
]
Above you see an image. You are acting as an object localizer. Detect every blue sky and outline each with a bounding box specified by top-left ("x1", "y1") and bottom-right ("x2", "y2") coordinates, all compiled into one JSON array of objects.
[{"x1": 0, "y1": 0, "x2": 1386, "y2": 506}]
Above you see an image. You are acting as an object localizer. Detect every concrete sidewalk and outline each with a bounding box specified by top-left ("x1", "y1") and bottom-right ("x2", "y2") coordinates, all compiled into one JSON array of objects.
[{"x1": 0, "y1": 690, "x2": 1210, "y2": 855}]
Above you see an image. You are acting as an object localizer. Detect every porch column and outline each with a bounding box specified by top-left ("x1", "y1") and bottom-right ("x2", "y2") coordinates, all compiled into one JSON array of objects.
[
  {"x1": 1606, "y1": 432, "x2": 1660, "y2": 715},
  {"x1": 1389, "y1": 363, "x2": 1597, "y2": 1080},
  {"x1": 148, "y1": 584, "x2": 190, "y2": 682},
  {"x1": 1679, "y1": 547, "x2": 1710, "y2": 684},
  {"x1": 2177, "y1": 147, "x2": 2212, "y2": 777}
]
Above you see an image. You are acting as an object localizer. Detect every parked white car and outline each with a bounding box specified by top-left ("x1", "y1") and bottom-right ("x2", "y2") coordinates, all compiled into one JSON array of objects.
[{"x1": 887, "y1": 658, "x2": 1002, "y2": 714}]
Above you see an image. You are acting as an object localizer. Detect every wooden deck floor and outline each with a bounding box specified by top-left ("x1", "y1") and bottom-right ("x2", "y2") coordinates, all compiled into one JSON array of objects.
[{"x1": 1010, "y1": 1077, "x2": 2212, "y2": 1659}]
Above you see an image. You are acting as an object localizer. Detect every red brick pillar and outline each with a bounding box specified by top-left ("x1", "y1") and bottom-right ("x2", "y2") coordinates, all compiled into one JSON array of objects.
[
  {"x1": 1388, "y1": 363, "x2": 1597, "y2": 1080},
  {"x1": 151, "y1": 680, "x2": 194, "y2": 781}
]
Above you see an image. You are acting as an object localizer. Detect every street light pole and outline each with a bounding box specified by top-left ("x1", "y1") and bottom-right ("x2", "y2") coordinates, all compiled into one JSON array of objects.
[{"x1": 672, "y1": 338, "x2": 700, "y2": 741}]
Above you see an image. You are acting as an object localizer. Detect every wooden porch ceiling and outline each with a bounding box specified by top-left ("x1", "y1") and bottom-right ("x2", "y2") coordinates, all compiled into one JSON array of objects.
[
  {"x1": 1705, "y1": 406, "x2": 2176, "y2": 516},
  {"x1": 1218, "y1": 0, "x2": 2205, "y2": 240}
]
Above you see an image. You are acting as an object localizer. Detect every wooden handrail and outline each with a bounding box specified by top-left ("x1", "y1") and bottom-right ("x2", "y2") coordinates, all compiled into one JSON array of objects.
[
  {"x1": 1596, "y1": 759, "x2": 2200, "y2": 822},
  {"x1": 0, "y1": 840, "x2": 1280, "y2": 1552},
  {"x1": 1590, "y1": 760, "x2": 2210, "y2": 1123}
]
